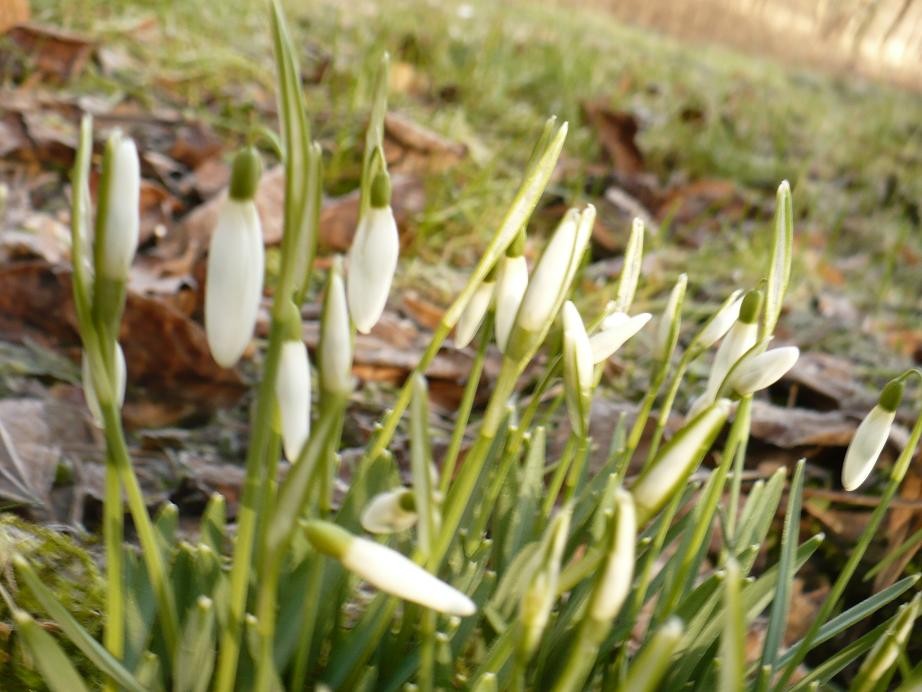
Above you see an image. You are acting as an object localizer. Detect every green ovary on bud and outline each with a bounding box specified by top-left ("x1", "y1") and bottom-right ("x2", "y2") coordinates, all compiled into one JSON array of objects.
[
  {"x1": 360, "y1": 488, "x2": 418, "y2": 533},
  {"x1": 454, "y1": 279, "x2": 495, "y2": 348},
  {"x1": 494, "y1": 254, "x2": 528, "y2": 353},
  {"x1": 205, "y1": 197, "x2": 265, "y2": 368},
  {"x1": 589, "y1": 311, "x2": 652, "y2": 364},
  {"x1": 275, "y1": 338, "x2": 311, "y2": 461},
  {"x1": 520, "y1": 507, "x2": 571, "y2": 659},
  {"x1": 562, "y1": 301, "x2": 593, "y2": 437},
  {"x1": 82, "y1": 343, "x2": 126, "y2": 427},
  {"x1": 305, "y1": 520, "x2": 476, "y2": 616},
  {"x1": 589, "y1": 489, "x2": 636, "y2": 621},
  {"x1": 320, "y1": 257, "x2": 353, "y2": 397},
  {"x1": 97, "y1": 131, "x2": 140, "y2": 280},
  {"x1": 632, "y1": 399, "x2": 731, "y2": 525},
  {"x1": 347, "y1": 176, "x2": 399, "y2": 333},
  {"x1": 841, "y1": 380, "x2": 902, "y2": 491},
  {"x1": 228, "y1": 146, "x2": 263, "y2": 201}
]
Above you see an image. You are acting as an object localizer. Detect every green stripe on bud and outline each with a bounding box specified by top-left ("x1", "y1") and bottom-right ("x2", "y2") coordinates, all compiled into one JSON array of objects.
[
  {"x1": 738, "y1": 289, "x2": 763, "y2": 325},
  {"x1": 228, "y1": 147, "x2": 263, "y2": 201},
  {"x1": 303, "y1": 519, "x2": 352, "y2": 559},
  {"x1": 370, "y1": 171, "x2": 391, "y2": 209}
]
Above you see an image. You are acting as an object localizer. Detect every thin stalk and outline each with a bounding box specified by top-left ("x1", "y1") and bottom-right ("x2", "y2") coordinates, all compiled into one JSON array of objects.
[
  {"x1": 562, "y1": 434, "x2": 592, "y2": 505},
  {"x1": 418, "y1": 609, "x2": 437, "y2": 692},
  {"x1": 725, "y1": 398, "x2": 753, "y2": 542},
  {"x1": 645, "y1": 347, "x2": 699, "y2": 461},
  {"x1": 100, "y1": 402, "x2": 179, "y2": 655},
  {"x1": 102, "y1": 457, "x2": 123, "y2": 692},
  {"x1": 773, "y1": 410, "x2": 922, "y2": 691},
  {"x1": 624, "y1": 366, "x2": 668, "y2": 469},
  {"x1": 440, "y1": 313, "x2": 493, "y2": 495},
  {"x1": 542, "y1": 437, "x2": 578, "y2": 517},
  {"x1": 288, "y1": 558, "x2": 324, "y2": 691},
  {"x1": 466, "y1": 422, "x2": 524, "y2": 546},
  {"x1": 511, "y1": 356, "x2": 562, "y2": 456},
  {"x1": 255, "y1": 430, "x2": 282, "y2": 577},
  {"x1": 553, "y1": 617, "x2": 609, "y2": 691}
]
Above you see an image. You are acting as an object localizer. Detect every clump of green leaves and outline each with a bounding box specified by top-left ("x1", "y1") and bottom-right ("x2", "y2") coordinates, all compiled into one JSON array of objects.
[{"x1": 5, "y1": 2, "x2": 921, "y2": 690}]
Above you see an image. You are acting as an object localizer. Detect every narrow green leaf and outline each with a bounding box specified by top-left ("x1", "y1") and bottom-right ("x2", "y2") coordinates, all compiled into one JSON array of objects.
[
  {"x1": 14, "y1": 610, "x2": 90, "y2": 692},
  {"x1": 410, "y1": 374, "x2": 438, "y2": 557},
  {"x1": 719, "y1": 559, "x2": 745, "y2": 692},
  {"x1": 201, "y1": 493, "x2": 227, "y2": 556},
  {"x1": 174, "y1": 596, "x2": 217, "y2": 692}
]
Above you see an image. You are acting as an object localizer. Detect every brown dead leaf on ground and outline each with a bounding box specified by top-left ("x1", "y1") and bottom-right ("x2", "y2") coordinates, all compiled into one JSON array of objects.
[
  {"x1": 875, "y1": 467, "x2": 922, "y2": 590},
  {"x1": 0, "y1": 0, "x2": 29, "y2": 34},
  {"x1": 582, "y1": 100, "x2": 645, "y2": 177},
  {"x1": 784, "y1": 351, "x2": 862, "y2": 411},
  {"x1": 384, "y1": 111, "x2": 467, "y2": 173},
  {"x1": 749, "y1": 401, "x2": 857, "y2": 448},
  {"x1": 4, "y1": 23, "x2": 94, "y2": 82}
]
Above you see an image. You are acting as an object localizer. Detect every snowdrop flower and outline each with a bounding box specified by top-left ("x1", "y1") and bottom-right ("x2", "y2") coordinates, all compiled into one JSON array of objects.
[
  {"x1": 842, "y1": 379, "x2": 903, "y2": 491},
  {"x1": 589, "y1": 311, "x2": 652, "y2": 364},
  {"x1": 726, "y1": 346, "x2": 799, "y2": 397},
  {"x1": 521, "y1": 508, "x2": 570, "y2": 657},
  {"x1": 696, "y1": 290, "x2": 743, "y2": 350},
  {"x1": 96, "y1": 131, "x2": 139, "y2": 281},
  {"x1": 632, "y1": 399, "x2": 731, "y2": 524},
  {"x1": 82, "y1": 344, "x2": 126, "y2": 428},
  {"x1": 589, "y1": 489, "x2": 636, "y2": 621},
  {"x1": 205, "y1": 147, "x2": 264, "y2": 368},
  {"x1": 613, "y1": 217, "x2": 644, "y2": 312},
  {"x1": 455, "y1": 273, "x2": 495, "y2": 348},
  {"x1": 653, "y1": 274, "x2": 687, "y2": 363},
  {"x1": 275, "y1": 338, "x2": 311, "y2": 461},
  {"x1": 320, "y1": 257, "x2": 353, "y2": 397},
  {"x1": 304, "y1": 520, "x2": 475, "y2": 616},
  {"x1": 562, "y1": 302, "x2": 593, "y2": 436},
  {"x1": 689, "y1": 289, "x2": 761, "y2": 417},
  {"x1": 360, "y1": 488, "x2": 418, "y2": 533},
  {"x1": 347, "y1": 172, "x2": 399, "y2": 334},
  {"x1": 494, "y1": 234, "x2": 528, "y2": 352}
]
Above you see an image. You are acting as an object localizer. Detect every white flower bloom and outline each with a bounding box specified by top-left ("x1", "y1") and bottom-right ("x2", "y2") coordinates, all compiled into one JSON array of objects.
[
  {"x1": 589, "y1": 311, "x2": 652, "y2": 364},
  {"x1": 82, "y1": 344, "x2": 126, "y2": 428},
  {"x1": 360, "y1": 488, "x2": 418, "y2": 533},
  {"x1": 697, "y1": 291, "x2": 743, "y2": 349},
  {"x1": 590, "y1": 489, "x2": 636, "y2": 621},
  {"x1": 494, "y1": 254, "x2": 528, "y2": 352},
  {"x1": 454, "y1": 280, "x2": 494, "y2": 348},
  {"x1": 305, "y1": 520, "x2": 475, "y2": 616},
  {"x1": 563, "y1": 302, "x2": 593, "y2": 436},
  {"x1": 320, "y1": 261, "x2": 353, "y2": 396},
  {"x1": 689, "y1": 319, "x2": 758, "y2": 417},
  {"x1": 99, "y1": 133, "x2": 139, "y2": 280},
  {"x1": 653, "y1": 274, "x2": 687, "y2": 362},
  {"x1": 841, "y1": 405, "x2": 895, "y2": 491},
  {"x1": 347, "y1": 205, "x2": 399, "y2": 334},
  {"x1": 613, "y1": 217, "x2": 644, "y2": 312},
  {"x1": 727, "y1": 346, "x2": 799, "y2": 396},
  {"x1": 205, "y1": 199, "x2": 264, "y2": 368},
  {"x1": 275, "y1": 339, "x2": 311, "y2": 461}
]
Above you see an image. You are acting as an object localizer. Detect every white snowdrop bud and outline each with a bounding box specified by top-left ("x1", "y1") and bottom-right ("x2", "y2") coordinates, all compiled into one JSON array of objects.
[
  {"x1": 589, "y1": 489, "x2": 636, "y2": 621},
  {"x1": 82, "y1": 344, "x2": 126, "y2": 428},
  {"x1": 842, "y1": 380, "x2": 902, "y2": 491},
  {"x1": 454, "y1": 278, "x2": 495, "y2": 349},
  {"x1": 205, "y1": 148, "x2": 265, "y2": 368},
  {"x1": 97, "y1": 131, "x2": 140, "y2": 280},
  {"x1": 653, "y1": 274, "x2": 687, "y2": 363},
  {"x1": 275, "y1": 339, "x2": 311, "y2": 461},
  {"x1": 521, "y1": 508, "x2": 571, "y2": 657},
  {"x1": 696, "y1": 290, "x2": 743, "y2": 349},
  {"x1": 494, "y1": 254, "x2": 528, "y2": 353},
  {"x1": 320, "y1": 258, "x2": 353, "y2": 397},
  {"x1": 562, "y1": 301, "x2": 593, "y2": 437},
  {"x1": 589, "y1": 311, "x2": 652, "y2": 364},
  {"x1": 347, "y1": 172, "x2": 399, "y2": 334},
  {"x1": 613, "y1": 217, "x2": 644, "y2": 313},
  {"x1": 360, "y1": 488, "x2": 418, "y2": 534},
  {"x1": 304, "y1": 520, "x2": 475, "y2": 616},
  {"x1": 727, "y1": 346, "x2": 799, "y2": 397}
]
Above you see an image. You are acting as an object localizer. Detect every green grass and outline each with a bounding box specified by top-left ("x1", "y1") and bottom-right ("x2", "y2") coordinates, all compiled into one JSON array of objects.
[{"x1": 30, "y1": 0, "x2": 922, "y2": 376}]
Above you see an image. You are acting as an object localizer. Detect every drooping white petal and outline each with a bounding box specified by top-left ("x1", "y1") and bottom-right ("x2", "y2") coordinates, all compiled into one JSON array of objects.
[
  {"x1": 494, "y1": 254, "x2": 528, "y2": 352},
  {"x1": 842, "y1": 405, "x2": 895, "y2": 491},
  {"x1": 454, "y1": 280, "x2": 494, "y2": 348},
  {"x1": 590, "y1": 489, "x2": 636, "y2": 621},
  {"x1": 360, "y1": 488, "x2": 418, "y2": 534},
  {"x1": 100, "y1": 134, "x2": 140, "y2": 280},
  {"x1": 82, "y1": 344, "x2": 126, "y2": 428},
  {"x1": 697, "y1": 291, "x2": 743, "y2": 349},
  {"x1": 275, "y1": 340, "x2": 311, "y2": 461},
  {"x1": 347, "y1": 206, "x2": 400, "y2": 334},
  {"x1": 728, "y1": 346, "x2": 799, "y2": 396},
  {"x1": 613, "y1": 217, "x2": 644, "y2": 312},
  {"x1": 690, "y1": 320, "x2": 758, "y2": 416},
  {"x1": 653, "y1": 274, "x2": 687, "y2": 362},
  {"x1": 320, "y1": 265, "x2": 353, "y2": 396},
  {"x1": 590, "y1": 312, "x2": 652, "y2": 364},
  {"x1": 342, "y1": 535, "x2": 475, "y2": 616},
  {"x1": 563, "y1": 301, "x2": 593, "y2": 436},
  {"x1": 205, "y1": 199, "x2": 265, "y2": 368}
]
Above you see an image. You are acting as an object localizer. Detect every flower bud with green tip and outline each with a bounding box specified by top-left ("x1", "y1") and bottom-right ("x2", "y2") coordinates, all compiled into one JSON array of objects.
[
  {"x1": 841, "y1": 379, "x2": 903, "y2": 491},
  {"x1": 455, "y1": 269, "x2": 495, "y2": 349},
  {"x1": 621, "y1": 618, "x2": 684, "y2": 692},
  {"x1": 205, "y1": 147, "x2": 265, "y2": 368},
  {"x1": 588, "y1": 489, "x2": 636, "y2": 621},
  {"x1": 275, "y1": 302, "x2": 311, "y2": 461},
  {"x1": 95, "y1": 130, "x2": 140, "y2": 281},
  {"x1": 696, "y1": 290, "x2": 743, "y2": 349},
  {"x1": 726, "y1": 345, "x2": 799, "y2": 397},
  {"x1": 304, "y1": 520, "x2": 475, "y2": 616},
  {"x1": 82, "y1": 343, "x2": 126, "y2": 427},
  {"x1": 613, "y1": 217, "x2": 644, "y2": 312},
  {"x1": 360, "y1": 487, "x2": 418, "y2": 534},
  {"x1": 653, "y1": 273, "x2": 687, "y2": 363},
  {"x1": 520, "y1": 507, "x2": 571, "y2": 659},
  {"x1": 319, "y1": 256, "x2": 353, "y2": 397},
  {"x1": 632, "y1": 399, "x2": 731, "y2": 525},
  {"x1": 347, "y1": 171, "x2": 399, "y2": 334},
  {"x1": 562, "y1": 301, "x2": 593, "y2": 437},
  {"x1": 689, "y1": 289, "x2": 761, "y2": 416},
  {"x1": 589, "y1": 311, "x2": 652, "y2": 364},
  {"x1": 494, "y1": 229, "x2": 528, "y2": 353}
]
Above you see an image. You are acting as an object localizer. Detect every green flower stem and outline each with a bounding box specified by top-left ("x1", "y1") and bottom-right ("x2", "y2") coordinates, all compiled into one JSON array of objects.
[
  {"x1": 102, "y1": 456, "x2": 123, "y2": 692},
  {"x1": 553, "y1": 617, "x2": 610, "y2": 692},
  {"x1": 254, "y1": 430, "x2": 281, "y2": 576},
  {"x1": 466, "y1": 420, "x2": 525, "y2": 547},
  {"x1": 214, "y1": 319, "x2": 286, "y2": 692},
  {"x1": 512, "y1": 356, "x2": 562, "y2": 456},
  {"x1": 440, "y1": 314, "x2": 493, "y2": 496},
  {"x1": 562, "y1": 433, "x2": 591, "y2": 505},
  {"x1": 542, "y1": 436, "x2": 578, "y2": 517},
  {"x1": 100, "y1": 400, "x2": 179, "y2": 655},
  {"x1": 288, "y1": 558, "x2": 324, "y2": 690},
  {"x1": 625, "y1": 366, "x2": 669, "y2": 471},
  {"x1": 725, "y1": 397, "x2": 753, "y2": 542},
  {"x1": 418, "y1": 608, "x2": 437, "y2": 692},
  {"x1": 645, "y1": 347, "x2": 700, "y2": 461},
  {"x1": 472, "y1": 624, "x2": 518, "y2": 684},
  {"x1": 772, "y1": 409, "x2": 922, "y2": 691}
]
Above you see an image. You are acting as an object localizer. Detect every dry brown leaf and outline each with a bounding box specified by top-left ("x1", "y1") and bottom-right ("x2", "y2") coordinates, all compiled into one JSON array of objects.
[
  {"x1": 0, "y1": 0, "x2": 29, "y2": 34},
  {"x1": 749, "y1": 401, "x2": 857, "y2": 449},
  {"x1": 6, "y1": 23, "x2": 94, "y2": 82},
  {"x1": 582, "y1": 100, "x2": 645, "y2": 177},
  {"x1": 383, "y1": 111, "x2": 467, "y2": 173}
]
